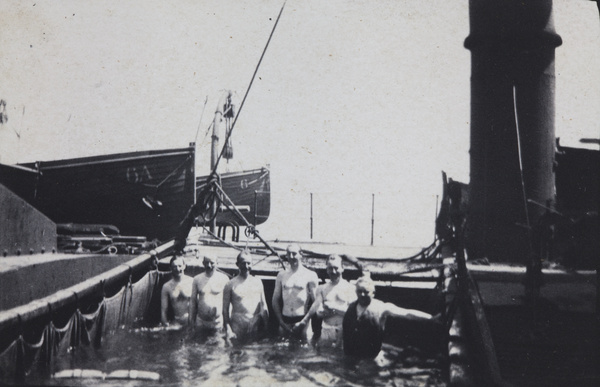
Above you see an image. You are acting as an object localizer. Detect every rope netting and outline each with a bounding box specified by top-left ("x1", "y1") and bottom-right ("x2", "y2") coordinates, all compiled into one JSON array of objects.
[{"x1": 0, "y1": 269, "x2": 171, "y2": 382}]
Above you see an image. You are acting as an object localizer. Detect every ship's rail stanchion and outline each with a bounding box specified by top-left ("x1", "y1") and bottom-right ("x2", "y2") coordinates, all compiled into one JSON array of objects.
[{"x1": 218, "y1": 222, "x2": 240, "y2": 243}]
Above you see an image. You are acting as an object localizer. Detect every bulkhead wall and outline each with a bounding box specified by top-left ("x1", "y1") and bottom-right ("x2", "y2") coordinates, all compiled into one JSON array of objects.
[{"x1": 0, "y1": 183, "x2": 57, "y2": 257}]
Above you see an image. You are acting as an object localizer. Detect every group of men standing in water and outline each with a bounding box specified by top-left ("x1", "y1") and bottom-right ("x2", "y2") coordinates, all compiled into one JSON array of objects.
[{"x1": 160, "y1": 244, "x2": 436, "y2": 359}]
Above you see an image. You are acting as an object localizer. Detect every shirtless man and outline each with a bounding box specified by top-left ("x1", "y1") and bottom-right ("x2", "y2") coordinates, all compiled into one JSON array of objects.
[
  {"x1": 343, "y1": 277, "x2": 437, "y2": 359},
  {"x1": 189, "y1": 255, "x2": 230, "y2": 332},
  {"x1": 161, "y1": 255, "x2": 193, "y2": 327},
  {"x1": 294, "y1": 254, "x2": 356, "y2": 347},
  {"x1": 272, "y1": 244, "x2": 319, "y2": 339},
  {"x1": 222, "y1": 250, "x2": 269, "y2": 343}
]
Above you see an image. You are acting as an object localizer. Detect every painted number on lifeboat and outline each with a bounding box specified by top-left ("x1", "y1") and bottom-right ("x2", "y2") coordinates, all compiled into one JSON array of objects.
[{"x1": 126, "y1": 165, "x2": 153, "y2": 183}]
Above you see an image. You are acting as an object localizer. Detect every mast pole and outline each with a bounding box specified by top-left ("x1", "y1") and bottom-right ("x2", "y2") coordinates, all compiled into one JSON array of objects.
[
  {"x1": 210, "y1": 91, "x2": 232, "y2": 233},
  {"x1": 207, "y1": 1, "x2": 286, "y2": 235}
]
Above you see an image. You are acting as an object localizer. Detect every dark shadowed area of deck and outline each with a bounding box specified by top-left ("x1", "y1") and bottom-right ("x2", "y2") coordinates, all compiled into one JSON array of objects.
[{"x1": 486, "y1": 303, "x2": 599, "y2": 386}]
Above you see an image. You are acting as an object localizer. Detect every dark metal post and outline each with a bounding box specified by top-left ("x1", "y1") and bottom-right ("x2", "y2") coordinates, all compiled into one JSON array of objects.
[
  {"x1": 371, "y1": 193, "x2": 375, "y2": 246},
  {"x1": 210, "y1": 93, "x2": 231, "y2": 234},
  {"x1": 310, "y1": 193, "x2": 313, "y2": 240}
]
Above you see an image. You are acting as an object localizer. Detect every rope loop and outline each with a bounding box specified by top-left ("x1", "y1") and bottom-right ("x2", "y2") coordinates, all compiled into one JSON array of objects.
[{"x1": 244, "y1": 225, "x2": 258, "y2": 239}]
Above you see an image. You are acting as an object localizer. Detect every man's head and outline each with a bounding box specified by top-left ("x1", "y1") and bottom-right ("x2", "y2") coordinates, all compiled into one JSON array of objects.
[
  {"x1": 355, "y1": 277, "x2": 376, "y2": 306},
  {"x1": 203, "y1": 254, "x2": 218, "y2": 275},
  {"x1": 170, "y1": 255, "x2": 186, "y2": 279},
  {"x1": 286, "y1": 244, "x2": 302, "y2": 270},
  {"x1": 236, "y1": 249, "x2": 253, "y2": 275},
  {"x1": 326, "y1": 254, "x2": 344, "y2": 281}
]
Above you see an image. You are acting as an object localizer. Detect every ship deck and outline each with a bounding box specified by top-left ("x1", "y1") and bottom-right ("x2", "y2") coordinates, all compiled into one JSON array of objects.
[
  {"x1": 2, "y1": 232, "x2": 597, "y2": 385},
  {"x1": 468, "y1": 262, "x2": 597, "y2": 313},
  {"x1": 467, "y1": 261, "x2": 599, "y2": 386},
  {"x1": 486, "y1": 302, "x2": 599, "y2": 386}
]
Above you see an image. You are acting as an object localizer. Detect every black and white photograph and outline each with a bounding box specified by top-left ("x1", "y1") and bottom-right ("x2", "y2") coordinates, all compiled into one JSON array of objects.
[{"x1": 0, "y1": 1, "x2": 598, "y2": 385}]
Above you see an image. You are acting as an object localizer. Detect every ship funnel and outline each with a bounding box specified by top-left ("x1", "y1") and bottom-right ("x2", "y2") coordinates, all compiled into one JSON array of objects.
[{"x1": 465, "y1": 0, "x2": 561, "y2": 263}]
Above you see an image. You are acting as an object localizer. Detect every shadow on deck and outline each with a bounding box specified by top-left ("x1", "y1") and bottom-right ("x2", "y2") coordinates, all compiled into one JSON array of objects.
[{"x1": 486, "y1": 303, "x2": 599, "y2": 386}]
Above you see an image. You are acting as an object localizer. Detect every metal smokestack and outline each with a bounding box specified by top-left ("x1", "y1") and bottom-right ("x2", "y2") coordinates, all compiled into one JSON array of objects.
[{"x1": 465, "y1": 0, "x2": 562, "y2": 263}]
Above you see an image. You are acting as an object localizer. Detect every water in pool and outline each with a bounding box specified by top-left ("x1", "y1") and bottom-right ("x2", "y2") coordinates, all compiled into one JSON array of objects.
[{"x1": 26, "y1": 325, "x2": 446, "y2": 386}]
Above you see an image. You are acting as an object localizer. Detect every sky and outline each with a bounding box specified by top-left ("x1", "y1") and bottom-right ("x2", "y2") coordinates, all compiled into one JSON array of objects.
[{"x1": 1, "y1": 0, "x2": 598, "y2": 248}]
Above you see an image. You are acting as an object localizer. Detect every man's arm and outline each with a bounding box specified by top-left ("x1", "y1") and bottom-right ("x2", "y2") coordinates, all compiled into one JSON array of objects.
[
  {"x1": 304, "y1": 273, "x2": 319, "y2": 314},
  {"x1": 341, "y1": 254, "x2": 364, "y2": 275},
  {"x1": 271, "y1": 273, "x2": 289, "y2": 332},
  {"x1": 384, "y1": 303, "x2": 433, "y2": 322},
  {"x1": 189, "y1": 278, "x2": 198, "y2": 327},
  {"x1": 296, "y1": 286, "x2": 322, "y2": 328},
  {"x1": 258, "y1": 280, "x2": 269, "y2": 326},
  {"x1": 160, "y1": 284, "x2": 170, "y2": 325},
  {"x1": 222, "y1": 281, "x2": 233, "y2": 335}
]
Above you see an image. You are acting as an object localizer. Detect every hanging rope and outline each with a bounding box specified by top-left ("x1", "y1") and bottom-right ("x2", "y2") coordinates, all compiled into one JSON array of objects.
[
  {"x1": 513, "y1": 85, "x2": 544, "y2": 307},
  {"x1": 193, "y1": 96, "x2": 209, "y2": 145},
  {"x1": 198, "y1": 121, "x2": 214, "y2": 150},
  {"x1": 512, "y1": 85, "x2": 534, "y2": 254}
]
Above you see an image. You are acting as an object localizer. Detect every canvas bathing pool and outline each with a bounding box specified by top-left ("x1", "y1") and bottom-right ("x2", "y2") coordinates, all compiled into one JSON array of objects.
[
  {"x1": 0, "y1": 249, "x2": 450, "y2": 386},
  {"x1": 33, "y1": 324, "x2": 446, "y2": 386}
]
